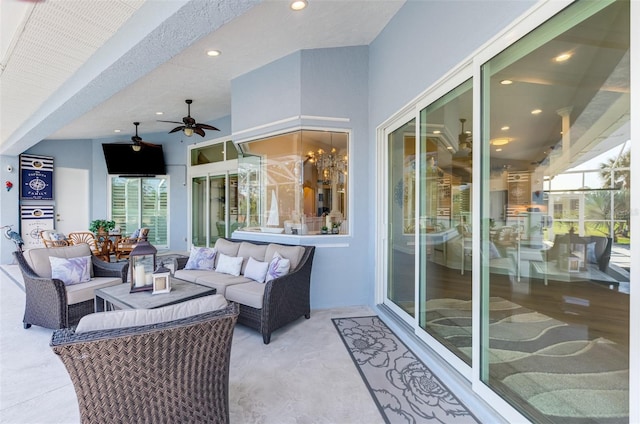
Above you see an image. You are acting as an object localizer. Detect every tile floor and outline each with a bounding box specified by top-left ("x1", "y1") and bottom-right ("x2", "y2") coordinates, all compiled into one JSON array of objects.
[{"x1": 0, "y1": 264, "x2": 503, "y2": 423}]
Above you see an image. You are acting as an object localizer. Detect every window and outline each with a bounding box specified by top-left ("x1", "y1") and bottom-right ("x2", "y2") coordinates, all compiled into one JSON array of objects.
[
  {"x1": 110, "y1": 177, "x2": 168, "y2": 247},
  {"x1": 237, "y1": 129, "x2": 349, "y2": 235}
]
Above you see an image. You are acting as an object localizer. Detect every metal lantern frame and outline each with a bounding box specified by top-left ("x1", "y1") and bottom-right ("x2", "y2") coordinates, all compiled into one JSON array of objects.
[{"x1": 129, "y1": 240, "x2": 157, "y2": 293}]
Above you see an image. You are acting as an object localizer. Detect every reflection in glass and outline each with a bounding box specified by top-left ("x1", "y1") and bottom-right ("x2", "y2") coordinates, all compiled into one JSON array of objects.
[
  {"x1": 418, "y1": 79, "x2": 474, "y2": 365},
  {"x1": 387, "y1": 119, "x2": 416, "y2": 316},
  {"x1": 481, "y1": 1, "x2": 629, "y2": 421},
  {"x1": 237, "y1": 130, "x2": 348, "y2": 235}
]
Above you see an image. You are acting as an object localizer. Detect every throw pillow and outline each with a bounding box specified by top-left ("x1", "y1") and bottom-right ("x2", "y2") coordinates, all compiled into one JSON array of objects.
[
  {"x1": 216, "y1": 253, "x2": 243, "y2": 276},
  {"x1": 49, "y1": 255, "x2": 91, "y2": 286},
  {"x1": 266, "y1": 252, "x2": 291, "y2": 282},
  {"x1": 130, "y1": 228, "x2": 140, "y2": 239},
  {"x1": 184, "y1": 246, "x2": 217, "y2": 270},
  {"x1": 50, "y1": 232, "x2": 66, "y2": 241},
  {"x1": 244, "y1": 256, "x2": 269, "y2": 283}
]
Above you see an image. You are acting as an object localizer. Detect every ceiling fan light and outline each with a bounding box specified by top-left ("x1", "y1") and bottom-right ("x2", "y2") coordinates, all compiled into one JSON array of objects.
[
  {"x1": 184, "y1": 127, "x2": 194, "y2": 137},
  {"x1": 290, "y1": 0, "x2": 307, "y2": 11},
  {"x1": 131, "y1": 144, "x2": 142, "y2": 152}
]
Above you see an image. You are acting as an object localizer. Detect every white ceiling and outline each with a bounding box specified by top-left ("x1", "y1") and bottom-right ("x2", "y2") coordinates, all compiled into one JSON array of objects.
[{"x1": 0, "y1": 0, "x2": 405, "y2": 155}]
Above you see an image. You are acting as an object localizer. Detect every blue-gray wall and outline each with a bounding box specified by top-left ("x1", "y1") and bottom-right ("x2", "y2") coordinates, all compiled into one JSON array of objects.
[{"x1": 1, "y1": 1, "x2": 538, "y2": 308}]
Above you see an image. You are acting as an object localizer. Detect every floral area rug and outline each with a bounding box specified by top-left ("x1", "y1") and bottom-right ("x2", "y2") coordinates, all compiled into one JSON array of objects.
[{"x1": 333, "y1": 316, "x2": 479, "y2": 424}]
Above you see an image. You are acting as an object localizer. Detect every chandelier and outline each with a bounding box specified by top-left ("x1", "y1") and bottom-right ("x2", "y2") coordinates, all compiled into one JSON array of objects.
[{"x1": 310, "y1": 147, "x2": 348, "y2": 184}]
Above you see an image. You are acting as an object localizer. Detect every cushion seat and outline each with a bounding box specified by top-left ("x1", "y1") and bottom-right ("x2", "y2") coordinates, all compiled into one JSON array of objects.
[
  {"x1": 65, "y1": 276, "x2": 123, "y2": 304},
  {"x1": 225, "y1": 281, "x2": 266, "y2": 309},
  {"x1": 174, "y1": 269, "x2": 252, "y2": 296}
]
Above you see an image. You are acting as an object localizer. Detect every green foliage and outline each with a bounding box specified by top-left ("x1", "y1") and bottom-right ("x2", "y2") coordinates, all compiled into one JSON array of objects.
[{"x1": 89, "y1": 219, "x2": 115, "y2": 233}]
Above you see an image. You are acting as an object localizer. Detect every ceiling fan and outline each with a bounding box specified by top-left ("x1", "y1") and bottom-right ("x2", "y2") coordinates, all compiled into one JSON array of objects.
[
  {"x1": 130, "y1": 122, "x2": 160, "y2": 151},
  {"x1": 453, "y1": 118, "x2": 472, "y2": 158},
  {"x1": 159, "y1": 99, "x2": 220, "y2": 137}
]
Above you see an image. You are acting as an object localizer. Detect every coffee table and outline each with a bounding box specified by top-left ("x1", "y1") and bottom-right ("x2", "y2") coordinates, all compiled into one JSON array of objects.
[{"x1": 94, "y1": 277, "x2": 216, "y2": 312}]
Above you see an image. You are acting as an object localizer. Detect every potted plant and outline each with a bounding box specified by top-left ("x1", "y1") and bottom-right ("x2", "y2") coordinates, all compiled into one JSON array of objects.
[
  {"x1": 321, "y1": 226, "x2": 328, "y2": 235},
  {"x1": 331, "y1": 222, "x2": 341, "y2": 234},
  {"x1": 89, "y1": 219, "x2": 116, "y2": 234}
]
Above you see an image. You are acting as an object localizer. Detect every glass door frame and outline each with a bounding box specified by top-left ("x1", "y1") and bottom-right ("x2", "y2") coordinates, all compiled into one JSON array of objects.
[{"x1": 187, "y1": 137, "x2": 239, "y2": 249}]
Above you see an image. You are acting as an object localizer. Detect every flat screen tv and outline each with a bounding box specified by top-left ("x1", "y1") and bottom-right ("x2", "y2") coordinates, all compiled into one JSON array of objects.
[{"x1": 102, "y1": 143, "x2": 166, "y2": 176}]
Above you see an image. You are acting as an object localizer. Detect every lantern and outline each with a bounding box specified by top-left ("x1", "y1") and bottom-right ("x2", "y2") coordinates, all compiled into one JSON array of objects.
[
  {"x1": 129, "y1": 240, "x2": 157, "y2": 292},
  {"x1": 152, "y1": 265, "x2": 172, "y2": 294}
]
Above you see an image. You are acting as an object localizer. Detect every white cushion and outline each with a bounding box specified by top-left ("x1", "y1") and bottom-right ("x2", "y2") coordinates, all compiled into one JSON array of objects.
[
  {"x1": 265, "y1": 252, "x2": 291, "y2": 282},
  {"x1": 184, "y1": 246, "x2": 216, "y2": 270},
  {"x1": 49, "y1": 256, "x2": 91, "y2": 285},
  {"x1": 24, "y1": 244, "x2": 94, "y2": 278},
  {"x1": 75, "y1": 294, "x2": 228, "y2": 333},
  {"x1": 193, "y1": 273, "x2": 252, "y2": 297},
  {"x1": 65, "y1": 277, "x2": 122, "y2": 304},
  {"x1": 216, "y1": 253, "x2": 243, "y2": 276},
  {"x1": 244, "y1": 257, "x2": 269, "y2": 283}
]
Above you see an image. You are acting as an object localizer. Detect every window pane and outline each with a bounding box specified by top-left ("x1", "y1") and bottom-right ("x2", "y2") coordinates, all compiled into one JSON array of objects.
[
  {"x1": 192, "y1": 176, "x2": 207, "y2": 246},
  {"x1": 238, "y1": 129, "x2": 348, "y2": 235},
  {"x1": 387, "y1": 119, "x2": 416, "y2": 316},
  {"x1": 481, "y1": 1, "x2": 629, "y2": 421},
  {"x1": 419, "y1": 79, "x2": 474, "y2": 365}
]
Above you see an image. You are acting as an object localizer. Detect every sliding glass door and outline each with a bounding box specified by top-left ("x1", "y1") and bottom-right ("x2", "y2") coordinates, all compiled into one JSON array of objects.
[{"x1": 480, "y1": 1, "x2": 630, "y2": 421}]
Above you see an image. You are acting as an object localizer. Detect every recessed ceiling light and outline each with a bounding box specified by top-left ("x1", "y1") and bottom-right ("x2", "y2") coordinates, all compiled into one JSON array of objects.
[
  {"x1": 114, "y1": 129, "x2": 121, "y2": 133},
  {"x1": 207, "y1": 50, "x2": 221, "y2": 57},
  {"x1": 290, "y1": 0, "x2": 307, "y2": 11},
  {"x1": 155, "y1": 112, "x2": 163, "y2": 115},
  {"x1": 433, "y1": 130, "x2": 441, "y2": 134},
  {"x1": 496, "y1": 148, "x2": 503, "y2": 152},
  {"x1": 447, "y1": 146, "x2": 453, "y2": 150},
  {"x1": 500, "y1": 79, "x2": 513, "y2": 85},
  {"x1": 554, "y1": 52, "x2": 572, "y2": 62},
  {"x1": 501, "y1": 126, "x2": 510, "y2": 131},
  {"x1": 531, "y1": 109, "x2": 542, "y2": 115}
]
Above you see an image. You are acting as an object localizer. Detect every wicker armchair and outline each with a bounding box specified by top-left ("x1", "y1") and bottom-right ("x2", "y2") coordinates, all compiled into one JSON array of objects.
[
  {"x1": 50, "y1": 303, "x2": 239, "y2": 424},
  {"x1": 68, "y1": 231, "x2": 112, "y2": 262},
  {"x1": 175, "y1": 240, "x2": 315, "y2": 344},
  {"x1": 40, "y1": 229, "x2": 70, "y2": 247},
  {"x1": 115, "y1": 227, "x2": 149, "y2": 260},
  {"x1": 14, "y1": 246, "x2": 128, "y2": 329}
]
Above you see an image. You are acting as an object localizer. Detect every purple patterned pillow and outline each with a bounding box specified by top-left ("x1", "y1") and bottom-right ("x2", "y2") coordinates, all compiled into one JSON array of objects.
[
  {"x1": 49, "y1": 256, "x2": 91, "y2": 286},
  {"x1": 185, "y1": 246, "x2": 216, "y2": 270},
  {"x1": 265, "y1": 252, "x2": 291, "y2": 282}
]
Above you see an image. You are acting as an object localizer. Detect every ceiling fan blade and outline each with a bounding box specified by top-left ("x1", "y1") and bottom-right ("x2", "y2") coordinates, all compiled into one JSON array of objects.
[
  {"x1": 140, "y1": 140, "x2": 161, "y2": 148},
  {"x1": 196, "y1": 123, "x2": 220, "y2": 131},
  {"x1": 158, "y1": 120, "x2": 184, "y2": 124},
  {"x1": 193, "y1": 127, "x2": 206, "y2": 137},
  {"x1": 168, "y1": 126, "x2": 184, "y2": 134}
]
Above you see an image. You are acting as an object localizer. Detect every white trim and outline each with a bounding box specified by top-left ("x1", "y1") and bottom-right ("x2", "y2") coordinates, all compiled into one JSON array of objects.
[
  {"x1": 300, "y1": 115, "x2": 350, "y2": 123},
  {"x1": 629, "y1": 1, "x2": 639, "y2": 422},
  {"x1": 232, "y1": 116, "x2": 300, "y2": 137}
]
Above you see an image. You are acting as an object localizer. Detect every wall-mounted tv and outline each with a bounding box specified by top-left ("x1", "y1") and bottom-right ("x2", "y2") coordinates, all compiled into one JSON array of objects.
[{"x1": 102, "y1": 143, "x2": 166, "y2": 176}]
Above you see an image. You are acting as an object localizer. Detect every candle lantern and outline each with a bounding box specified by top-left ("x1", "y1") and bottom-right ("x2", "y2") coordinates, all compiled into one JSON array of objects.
[
  {"x1": 129, "y1": 240, "x2": 157, "y2": 293},
  {"x1": 152, "y1": 265, "x2": 172, "y2": 294}
]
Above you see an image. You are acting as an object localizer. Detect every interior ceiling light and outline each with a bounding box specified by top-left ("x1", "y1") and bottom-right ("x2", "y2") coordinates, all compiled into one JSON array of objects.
[
  {"x1": 207, "y1": 50, "x2": 221, "y2": 57},
  {"x1": 531, "y1": 109, "x2": 542, "y2": 115},
  {"x1": 114, "y1": 129, "x2": 121, "y2": 133},
  {"x1": 155, "y1": 112, "x2": 163, "y2": 115},
  {"x1": 501, "y1": 126, "x2": 510, "y2": 131},
  {"x1": 554, "y1": 52, "x2": 572, "y2": 62},
  {"x1": 491, "y1": 137, "x2": 510, "y2": 146},
  {"x1": 290, "y1": 0, "x2": 308, "y2": 11},
  {"x1": 500, "y1": 79, "x2": 513, "y2": 85},
  {"x1": 433, "y1": 130, "x2": 441, "y2": 134},
  {"x1": 496, "y1": 148, "x2": 503, "y2": 152}
]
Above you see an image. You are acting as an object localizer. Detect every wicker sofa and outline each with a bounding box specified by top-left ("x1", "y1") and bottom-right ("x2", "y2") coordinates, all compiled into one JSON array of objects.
[
  {"x1": 51, "y1": 301, "x2": 238, "y2": 424},
  {"x1": 14, "y1": 244, "x2": 128, "y2": 329},
  {"x1": 173, "y1": 238, "x2": 315, "y2": 344}
]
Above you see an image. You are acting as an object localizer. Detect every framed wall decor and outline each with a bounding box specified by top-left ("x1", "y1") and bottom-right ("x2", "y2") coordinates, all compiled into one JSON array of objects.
[{"x1": 20, "y1": 154, "x2": 54, "y2": 200}]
